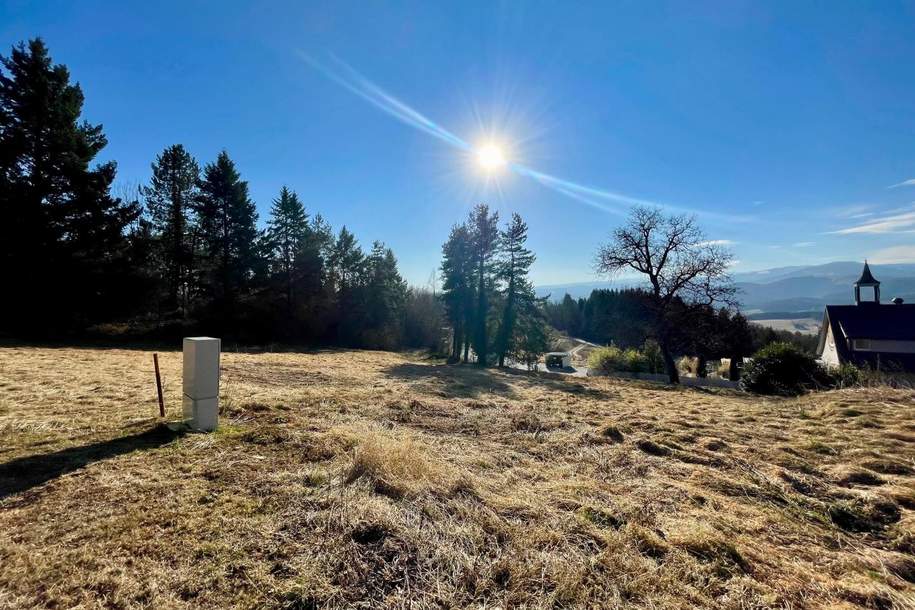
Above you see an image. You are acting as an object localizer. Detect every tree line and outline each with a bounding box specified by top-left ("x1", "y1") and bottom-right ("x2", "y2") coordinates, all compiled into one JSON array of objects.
[{"x1": 0, "y1": 38, "x2": 438, "y2": 348}]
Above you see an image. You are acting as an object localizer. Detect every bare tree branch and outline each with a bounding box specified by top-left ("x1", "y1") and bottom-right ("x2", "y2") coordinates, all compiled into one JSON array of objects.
[{"x1": 593, "y1": 205, "x2": 736, "y2": 382}]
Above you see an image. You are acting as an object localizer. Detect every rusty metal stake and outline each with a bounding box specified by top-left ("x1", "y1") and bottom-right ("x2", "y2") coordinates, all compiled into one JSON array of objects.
[{"x1": 153, "y1": 353, "x2": 165, "y2": 417}]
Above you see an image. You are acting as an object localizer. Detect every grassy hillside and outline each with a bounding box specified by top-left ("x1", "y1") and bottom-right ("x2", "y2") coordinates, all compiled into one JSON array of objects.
[{"x1": 1, "y1": 346, "x2": 914, "y2": 609}]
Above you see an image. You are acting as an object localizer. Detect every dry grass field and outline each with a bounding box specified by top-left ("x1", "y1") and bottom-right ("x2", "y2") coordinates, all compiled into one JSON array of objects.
[{"x1": 1, "y1": 346, "x2": 914, "y2": 609}]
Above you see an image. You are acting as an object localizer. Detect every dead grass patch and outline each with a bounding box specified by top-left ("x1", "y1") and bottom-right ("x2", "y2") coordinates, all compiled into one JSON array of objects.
[
  {"x1": 344, "y1": 426, "x2": 469, "y2": 499},
  {"x1": 0, "y1": 346, "x2": 913, "y2": 608},
  {"x1": 669, "y1": 522, "x2": 749, "y2": 577}
]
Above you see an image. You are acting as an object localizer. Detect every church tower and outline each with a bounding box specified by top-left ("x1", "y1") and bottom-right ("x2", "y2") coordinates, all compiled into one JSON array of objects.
[{"x1": 854, "y1": 261, "x2": 880, "y2": 305}]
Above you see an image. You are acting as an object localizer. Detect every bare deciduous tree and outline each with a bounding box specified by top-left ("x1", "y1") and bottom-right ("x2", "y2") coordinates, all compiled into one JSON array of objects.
[{"x1": 595, "y1": 206, "x2": 735, "y2": 383}]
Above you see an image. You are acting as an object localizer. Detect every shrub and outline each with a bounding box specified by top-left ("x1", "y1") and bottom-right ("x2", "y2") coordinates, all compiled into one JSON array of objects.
[
  {"x1": 642, "y1": 340, "x2": 665, "y2": 374},
  {"x1": 740, "y1": 342, "x2": 831, "y2": 396},
  {"x1": 589, "y1": 346, "x2": 650, "y2": 374},
  {"x1": 589, "y1": 346, "x2": 624, "y2": 373},
  {"x1": 832, "y1": 363, "x2": 863, "y2": 388},
  {"x1": 622, "y1": 348, "x2": 648, "y2": 373}
]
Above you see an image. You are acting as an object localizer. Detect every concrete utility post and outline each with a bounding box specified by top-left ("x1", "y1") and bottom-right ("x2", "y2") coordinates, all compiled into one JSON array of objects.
[{"x1": 182, "y1": 337, "x2": 221, "y2": 431}]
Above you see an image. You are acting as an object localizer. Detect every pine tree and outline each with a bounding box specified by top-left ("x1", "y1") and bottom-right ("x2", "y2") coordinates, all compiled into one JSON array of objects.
[
  {"x1": 265, "y1": 186, "x2": 309, "y2": 309},
  {"x1": 467, "y1": 204, "x2": 499, "y2": 366},
  {"x1": 440, "y1": 223, "x2": 475, "y2": 362},
  {"x1": 495, "y1": 213, "x2": 537, "y2": 367},
  {"x1": 329, "y1": 226, "x2": 365, "y2": 293},
  {"x1": 514, "y1": 313, "x2": 550, "y2": 370},
  {"x1": 194, "y1": 151, "x2": 259, "y2": 308},
  {"x1": 142, "y1": 144, "x2": 200, "y2": 312},
  {"x1": 362, "y1": 241, "x2": 407, "y2": 348},
  {"x1": 0, "y1": 38, "x2": 139, "y2": 331}
]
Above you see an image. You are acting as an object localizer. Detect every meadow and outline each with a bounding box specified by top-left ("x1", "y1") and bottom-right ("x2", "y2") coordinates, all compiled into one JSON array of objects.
[{"x1": 1, "y1": 345, "x2": 913, "y2": 609}]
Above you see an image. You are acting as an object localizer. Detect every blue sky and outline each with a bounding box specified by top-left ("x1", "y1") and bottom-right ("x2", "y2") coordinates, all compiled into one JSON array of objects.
[{"x1": 3, "y1": 1, "x2": 915, "y2": 286}]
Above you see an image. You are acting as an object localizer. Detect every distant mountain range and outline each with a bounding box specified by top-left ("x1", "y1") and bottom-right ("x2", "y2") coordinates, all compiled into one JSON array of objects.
[{"x1": 536, "y1": 261, "x2": 915, "y2": 315}]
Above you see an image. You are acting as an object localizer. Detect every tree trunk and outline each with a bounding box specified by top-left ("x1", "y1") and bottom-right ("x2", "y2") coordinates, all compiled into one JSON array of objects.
[
  {"x1": 696, "y1": 354, "x2": 708, "y2": 378},
  {"x1": 476, "y1": 267, "x2": 487, "y2": 367},
  {"x1": 729, "y1": 356, "x2": 742, "y2": 381},
  {"x1": 660, "y1": 341, "x2": 680, "y2": 384},
  {"x1": 451, "y1": 324, "x2": 461, "y2": 361}
]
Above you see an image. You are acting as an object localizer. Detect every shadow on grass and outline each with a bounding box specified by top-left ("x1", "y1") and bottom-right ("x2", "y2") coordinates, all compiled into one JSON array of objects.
[
  {"x1": 383, "y1": 363, "x2": 518, "y2": 398},
  {"x1": 0, "y1": 424, "x2": 184, "y2": 500},
  {"x1": 500, "y1": 366, "x2": 617, "y2": 399},
  {"x1": 384, "y1": 362, "x2": 617, "y2": 400}
]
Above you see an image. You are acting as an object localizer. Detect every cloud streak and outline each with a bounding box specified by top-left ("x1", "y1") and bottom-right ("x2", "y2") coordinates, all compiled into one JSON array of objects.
[
  {"x1": 888, "y1": 178, "x2": 915, "y2": 189},
  {"x1": 830, "y1": 207, "x2": 915, "y2": 234},
  {"x1": 300, "y1": 53, "x2": 750, "y2": 222},
  {"x1": 869, "y1": 245, "x2": 915, "y2": 264}
]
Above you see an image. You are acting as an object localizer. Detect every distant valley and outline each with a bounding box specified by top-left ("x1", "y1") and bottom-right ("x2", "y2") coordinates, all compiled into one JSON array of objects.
[{"x1": 536, "y1": 261, "x2": 915, "y2": 316}]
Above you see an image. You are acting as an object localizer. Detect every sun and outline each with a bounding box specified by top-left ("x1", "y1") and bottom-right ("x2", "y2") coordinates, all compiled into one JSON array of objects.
[{"x1": 476, "y1": 143, "x2": 507, "y2": 171}]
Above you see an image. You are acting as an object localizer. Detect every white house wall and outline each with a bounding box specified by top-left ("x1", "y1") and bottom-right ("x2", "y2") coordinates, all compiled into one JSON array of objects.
[{"x1": 821, "y1": 325, "x2": 841, "y2": 368}]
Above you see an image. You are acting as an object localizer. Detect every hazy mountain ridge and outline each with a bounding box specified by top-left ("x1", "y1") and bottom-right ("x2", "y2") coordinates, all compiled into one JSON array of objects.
[{"x1": 537, "y1": 262, "x2": 915, "y2": 313}]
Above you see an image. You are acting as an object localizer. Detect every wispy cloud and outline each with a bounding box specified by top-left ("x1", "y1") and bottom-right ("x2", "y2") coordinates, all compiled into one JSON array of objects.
[
  {"x1": 869, "y1": 245, "x2": 915, "y2": 264},
  {"x1": 792, "y1": 241, "x2": 815, "y2": 248},
  {"x1": 300, "y1": 52, "x2": 751, "y2": 222},
  {"x1": 829, "y1": 207, "x2": 915, "y2": 234},
  {"x1": 698, "y1": 239, "x2": 736, "y2": 246},
  {"x1": 888, "y1": 178, "x2": 915, "y2": 189},
  {"x1": 833, "y1": 203, "x2": 877, "y2": 219}
]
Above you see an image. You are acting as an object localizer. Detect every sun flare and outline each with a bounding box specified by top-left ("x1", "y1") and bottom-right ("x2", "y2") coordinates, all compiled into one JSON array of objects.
[{"x1": 476, "y1": 143, "x2": 507, "y2": 170}]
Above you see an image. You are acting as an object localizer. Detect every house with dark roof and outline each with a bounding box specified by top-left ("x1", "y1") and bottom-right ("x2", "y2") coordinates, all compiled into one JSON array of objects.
[{"x1": 817, "y1": 262, "x2": 915, "y2": 372}]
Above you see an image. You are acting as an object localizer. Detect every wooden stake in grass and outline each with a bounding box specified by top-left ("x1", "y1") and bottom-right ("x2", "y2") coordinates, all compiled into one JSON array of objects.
[{"x1": 153, "y1": 353, "x2": 165, "y2": 417}]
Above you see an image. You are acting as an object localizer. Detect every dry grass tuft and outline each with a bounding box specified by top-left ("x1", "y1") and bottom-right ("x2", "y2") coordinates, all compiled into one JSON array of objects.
[
  {"x1": 669, "y1": 522, "x2": 749, "y2": 577},
  {"x1": 344, "y1": 426, "x2": 468, "y2": 498},
  {"x1": 598, "y1": 423, "x2": 624, "y2": 443}
]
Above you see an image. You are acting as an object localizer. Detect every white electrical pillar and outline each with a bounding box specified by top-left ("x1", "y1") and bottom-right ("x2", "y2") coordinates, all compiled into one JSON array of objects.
[{"x1": 182, "y1": 337, "x2": 221, "y2": 431}]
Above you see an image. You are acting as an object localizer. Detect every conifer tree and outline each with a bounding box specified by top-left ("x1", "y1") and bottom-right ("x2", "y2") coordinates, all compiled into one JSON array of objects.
[
  {"x1": 329, "y1": 226, "x2": 365, "y2": 293},
  {"x1": 0, "y1": 38, "x2": 139, "y2": 331},
  {"x1": 142, "y1": 144, "x2": 200, "y2": 312},
  {"x1": 265, "y1": 186, "x2": 309, "y2": 309},
  {"x1": 194, "y1": 151, "x2": 259, "y2": 307},
  {"x1": 467, "y1": 204, "x2": 500, "y2": 366},
  {"x1": 362, "y1": 241, "x2": 407, "y2": 348},
  {"x1": 495, "y1": 213, "x2": 537, "y2": 367},
  {"x1": 440, "y1": 224, "x2": 475, "y2": 361}
]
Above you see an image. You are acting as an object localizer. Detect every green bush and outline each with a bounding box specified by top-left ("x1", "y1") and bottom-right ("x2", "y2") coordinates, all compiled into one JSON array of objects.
[
  {"x1": 589, "y1": 346, "x2": 650, "y2": 374},
  {"x1": 642, "y1": 340, "x2": 665, "y2": 374},
  {"x1": 589, "y1": 346, "x2": 624, "y2": 373},
  {"x1": 622, "y1": 348, "x2": 648, "y2": 373},
  {"x1": 740, "y1": 342, "x2": 831, "y2": 396},
  {"x1": 832, "y1": 363, "x2": 863, "y2": 388}
]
